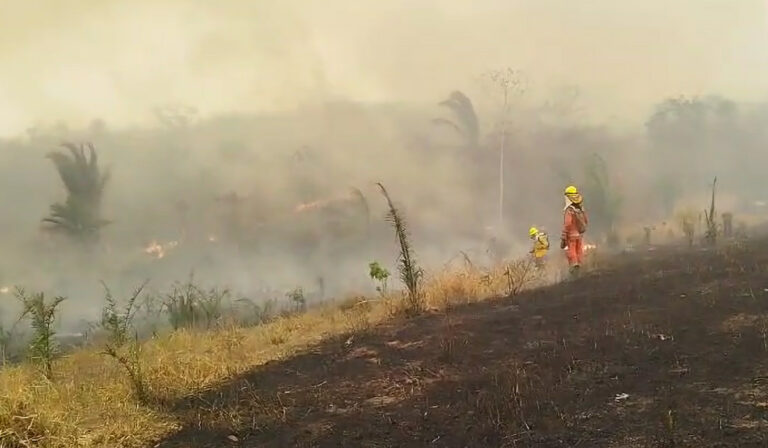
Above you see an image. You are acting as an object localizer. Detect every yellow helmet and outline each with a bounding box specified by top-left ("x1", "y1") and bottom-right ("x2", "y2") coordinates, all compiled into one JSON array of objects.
[
  {"x1": 565, "y1": 185, "x2": 583, "y2": 205},
  {"x1": 529, "y1": 226, "x2": 538, "y2": 237}
]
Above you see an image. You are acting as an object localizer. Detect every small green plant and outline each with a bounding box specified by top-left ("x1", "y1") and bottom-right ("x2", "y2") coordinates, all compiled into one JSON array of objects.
[
  {"x1": 368, "y1": 261, "x2": 391, "y2": 294},
  {"x1": 286, "y1": 288, "x2": 306, "y2": 313},
  {"x1": 100, "y1": 281, "x2": 150, "y2": 403},
  {"x1": 16, "y1": 289, "x2": 65, "y2": 380},
  {"x1": 100, "y1": 280, "x2": 147, "y2": 346},
  {"x1": 377, "y1": 183, "x2": 424, "y2": 315}
]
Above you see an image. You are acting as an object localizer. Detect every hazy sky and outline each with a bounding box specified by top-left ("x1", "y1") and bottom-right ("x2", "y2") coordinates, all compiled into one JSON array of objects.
[{"x1": 0, "y1": 0, "x2": 766, "y2": 136}]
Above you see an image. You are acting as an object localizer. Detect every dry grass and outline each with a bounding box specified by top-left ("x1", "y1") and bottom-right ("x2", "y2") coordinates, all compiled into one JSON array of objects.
[
  {"x1": 424, "y1": 259, "x2": 544, "y2": 310},
  {"x1": 0, "y1": 258, "x2": 545, "y2": 448}
]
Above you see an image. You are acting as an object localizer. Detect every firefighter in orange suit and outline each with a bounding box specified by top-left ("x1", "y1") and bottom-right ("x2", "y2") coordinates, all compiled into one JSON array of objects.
[{"x1": 561, "y1": 185, "x2": 588, "y2": 275}]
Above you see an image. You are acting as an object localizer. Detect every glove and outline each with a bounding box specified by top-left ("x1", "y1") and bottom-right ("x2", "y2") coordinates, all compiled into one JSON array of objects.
[{"x1": 560, "y1": 239, "x2": 567, "y2": 249}]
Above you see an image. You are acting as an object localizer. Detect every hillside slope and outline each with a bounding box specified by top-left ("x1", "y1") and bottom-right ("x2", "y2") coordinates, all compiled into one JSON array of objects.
[{"x1": 157, "y1": 240, "x2": 768, "y2": 448}]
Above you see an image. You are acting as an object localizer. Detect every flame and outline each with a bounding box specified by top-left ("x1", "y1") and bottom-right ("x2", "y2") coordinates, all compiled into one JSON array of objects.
[
  {"x1": 293, "y1": 191, "x2": 357, "y2": 214},
  {"x1": 293, "y1": 199, "x2": 328, "y2": 213},
  {"x1": 584, "y1": 243, "x2": 597, "y2": 252},
  {"x1": 143, "y1": 240, "x2": 178, "y2": 259},
  {"x1": 208, "y1": 234, "x2": 218, "y2": 242},
  {"x1": 0, "y1": 286, "x2": 9, "y2": 294}
]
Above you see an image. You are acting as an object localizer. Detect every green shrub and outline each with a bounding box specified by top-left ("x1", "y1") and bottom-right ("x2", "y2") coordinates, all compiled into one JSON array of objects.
[
  {"x1": 368, "y1": 261, "x2": 391, "y2": 294},
  {"x1": 100, "y1": 281, "x2": 150, "y2": 403},
  {"x1": 16, "y1": 289, "x2": 65, "y2": 379},
  {"x1": 162, "y1": 275, "x2": 227, "y2": 329}
]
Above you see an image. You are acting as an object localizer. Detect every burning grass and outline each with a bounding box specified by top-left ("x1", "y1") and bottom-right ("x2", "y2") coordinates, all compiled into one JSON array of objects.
[{"x1": 0, "y1": 256, "x2": 543, "y2": 448}]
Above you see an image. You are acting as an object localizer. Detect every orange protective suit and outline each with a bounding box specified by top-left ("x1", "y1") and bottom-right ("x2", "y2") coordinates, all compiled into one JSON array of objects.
[{"x1": 561, "y1": 204, "x2": 588, "y2": 267}]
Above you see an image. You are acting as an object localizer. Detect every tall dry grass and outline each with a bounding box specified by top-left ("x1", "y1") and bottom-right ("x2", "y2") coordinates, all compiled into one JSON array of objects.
[{"x1": 0, "y1": 257, "x2": 546, "y2": 448}]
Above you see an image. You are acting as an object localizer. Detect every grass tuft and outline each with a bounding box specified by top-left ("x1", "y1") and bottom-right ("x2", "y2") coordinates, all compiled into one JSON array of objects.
[{"x1": 162, "y1": 274, "x2": 227, "y2": 330}]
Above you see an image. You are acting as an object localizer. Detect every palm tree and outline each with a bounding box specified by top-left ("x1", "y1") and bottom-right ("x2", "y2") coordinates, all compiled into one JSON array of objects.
[
  {"x1": 42, "y1": 142, "x2": 110, "y2": 242},
  {"x1": 433, "y1": 90, "x2": 480, "y2": 151}
]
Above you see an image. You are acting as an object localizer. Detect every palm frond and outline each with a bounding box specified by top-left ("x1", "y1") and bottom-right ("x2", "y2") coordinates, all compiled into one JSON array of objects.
[
  {"x1": 439, "y1": 91, "x2": 480, "y2": 149},
  {"x1": 431, "y1": 118, "x2": 463, "y2": 136},
  {"x1": 43, "y1": 142, "x2": 110, "y2": 242}
]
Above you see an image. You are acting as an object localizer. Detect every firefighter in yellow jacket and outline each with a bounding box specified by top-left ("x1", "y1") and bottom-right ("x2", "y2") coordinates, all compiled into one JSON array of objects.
[{"x1": 528, "y1": 226, "x2": 549, "y2": 268}]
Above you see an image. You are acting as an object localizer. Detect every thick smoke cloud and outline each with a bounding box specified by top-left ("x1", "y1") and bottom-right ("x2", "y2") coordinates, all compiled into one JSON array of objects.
[
  {"x1": 0, "y1": 1, "x2": 767, "y2": 334},
  {"x1": 1, "y1": 0, "x2": 766, "y2": 134}
]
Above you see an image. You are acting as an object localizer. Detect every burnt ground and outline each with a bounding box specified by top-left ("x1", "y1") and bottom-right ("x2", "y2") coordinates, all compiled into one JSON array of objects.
[{"x1": 156, "y1": 240, "x2": 768, "y2": 448}]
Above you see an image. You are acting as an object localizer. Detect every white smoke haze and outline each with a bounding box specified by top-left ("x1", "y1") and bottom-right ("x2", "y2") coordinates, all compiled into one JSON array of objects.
[
  {"x1": 0, "y1": 0, "x2": 767, "y2": 334},
  {"x1": 2, "y1": 0, "x2": 767, "y2": 133}
]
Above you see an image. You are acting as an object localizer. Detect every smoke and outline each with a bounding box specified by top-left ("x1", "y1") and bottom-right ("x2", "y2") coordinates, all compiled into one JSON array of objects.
[
  {"x1": 0, "y1": 0, "x2": 767, "y2": 333},
  {"x1": 1, "y1": 0, "x2": 767, "y2": 135}
]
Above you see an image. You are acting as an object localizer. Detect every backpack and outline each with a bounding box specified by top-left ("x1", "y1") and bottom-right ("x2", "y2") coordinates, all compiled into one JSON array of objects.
[
  {"x1": 571, "y1": 207, "x2": 587, "y2": 234},
  {"x1": 538, "y1": 232, "x2": 550, "y2": 249}
]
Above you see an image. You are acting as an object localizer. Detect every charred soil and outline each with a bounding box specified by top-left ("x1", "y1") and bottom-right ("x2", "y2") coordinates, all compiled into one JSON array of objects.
[{"x1": 157, "y1": 241, "x2": 768, "y2": 447}]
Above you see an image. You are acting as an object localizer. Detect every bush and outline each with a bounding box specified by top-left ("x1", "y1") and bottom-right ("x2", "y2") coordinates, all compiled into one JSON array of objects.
[
  {"x1": 368, "y1": 261, "x2": 391, "y2": 294},
  {"x1": 16, "y1": 289, "x2": 65, "y2": 380},
  {"x1": 162, "y1": 275, "x2": 228, "y2": 329},
  {"x1": 100, "y1": 281, "x2": 150, "y2": 403},
  {"x1": 234, "y1": 297, "x2": 277, "y2": 327},
  {"x1": 286, "y1": 288, "x2": 306, "y2": 313},
  {"x1": 101, "y1": 281, "x2": 146, "y2": 346}
]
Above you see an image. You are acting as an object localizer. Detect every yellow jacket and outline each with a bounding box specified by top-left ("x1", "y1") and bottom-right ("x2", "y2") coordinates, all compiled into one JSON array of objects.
[{"x1": 531, "y1": 232, "x2": 549, "y2": 258}]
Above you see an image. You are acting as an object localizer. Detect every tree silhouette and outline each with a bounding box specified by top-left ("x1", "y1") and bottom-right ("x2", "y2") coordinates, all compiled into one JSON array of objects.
[
  {"x1": 42, "y1": 142, "x2": 110, "y2": 243},
  {"x1": 582, "y1": 153, "x2": 622, "y2": 241},
  {"x1": 646, "y1": 95, "x2": 736, "y2": 215},
  {"x1": 433, "y1": 91, "x2": 480, "y2": 151}
]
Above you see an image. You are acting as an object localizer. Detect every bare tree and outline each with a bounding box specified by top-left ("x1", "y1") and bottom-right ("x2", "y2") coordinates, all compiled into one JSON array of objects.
[{"x1": 482, "y1": 68, "x2": 526, "y2": 233}]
